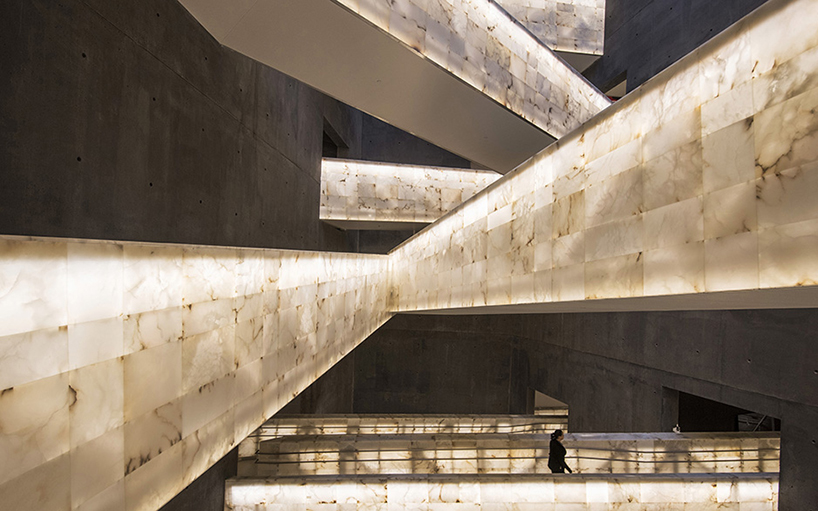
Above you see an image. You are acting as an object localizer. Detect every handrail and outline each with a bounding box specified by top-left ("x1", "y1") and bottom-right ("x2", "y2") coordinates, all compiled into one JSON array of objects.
[
  {"x1": 252, "y1": 454, "x2": 779, "y2": 466},
  {"x1": 258, "y1": 420, "x2": 568, "y2": 430},
  {"x1": 751, "y1": 415, "x2": 770, "y2": 433},
  {"x1": 255, "y1": 446, "x2": 781, "y2": 458},
  {"x1": 255, "y1": 424, "x2": 569, "y2": 436}
]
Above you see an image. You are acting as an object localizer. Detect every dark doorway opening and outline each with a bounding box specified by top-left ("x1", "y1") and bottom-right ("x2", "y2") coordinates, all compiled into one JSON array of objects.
[
  {"x1": 322, "y1": 119, "x2": 349, "y2": 159},
  {"x1": 678, "y1": 391, "x2": 780, "y2": 432},
  {"x1": 322, "y1": 131, "x2": 339, "y2": 158}
]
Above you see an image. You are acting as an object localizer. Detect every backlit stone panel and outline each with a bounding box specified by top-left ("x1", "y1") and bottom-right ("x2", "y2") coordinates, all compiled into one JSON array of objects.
[
  {"x1": 391, "y1": 0, "x2": 818, "y2": 313},
  {"x1": 226, "y1": 473, "x2": 779, "y2": 510},
  {"x1": 333, "y1": 0, "x2": 612, "y2": 137},
  {"x1": 0, "y1": 237, "x2": 391, "y2": 511},
  {"x1": 320, "y1": 158, "x2": 501, "y2": 228},
  {"x1": 497, "y1": 0, "x2": 605, "y2": 55}
]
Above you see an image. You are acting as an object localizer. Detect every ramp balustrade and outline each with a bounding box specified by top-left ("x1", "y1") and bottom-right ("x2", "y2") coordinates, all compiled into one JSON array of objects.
[
  {"x1": 238, "y1": 418, "x2": 779, "y2": 477},
  {"x1": 226, "y1": 473, "x2": 779, "y2": 510}
]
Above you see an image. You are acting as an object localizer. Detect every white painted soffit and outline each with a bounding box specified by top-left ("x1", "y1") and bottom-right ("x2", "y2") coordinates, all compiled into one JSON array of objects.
[{"x1": 177, "y1": 0, "x2": 612, "y2": 172}]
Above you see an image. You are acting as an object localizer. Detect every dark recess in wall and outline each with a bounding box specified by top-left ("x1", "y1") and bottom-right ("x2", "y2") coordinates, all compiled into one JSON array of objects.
[
  {"x1": 678, "y1": 391, "x2": 750, "y2": 432},
  {"x1": 345, "y1": 229, "x2": 417, "y2": 254}
]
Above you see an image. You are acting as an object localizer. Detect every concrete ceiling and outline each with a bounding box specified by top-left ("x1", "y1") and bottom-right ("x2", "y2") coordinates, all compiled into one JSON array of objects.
[{"x1": 178, "y1": 0, "x2": 556, "y2": 172}]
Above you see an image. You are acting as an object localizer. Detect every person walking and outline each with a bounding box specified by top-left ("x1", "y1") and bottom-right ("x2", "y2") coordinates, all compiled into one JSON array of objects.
[{"x1": 547, "y1": 429, "x2": 572, "y2": 473}]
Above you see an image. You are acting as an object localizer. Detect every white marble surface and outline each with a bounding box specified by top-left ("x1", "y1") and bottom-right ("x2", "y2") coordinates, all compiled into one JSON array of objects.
[
  {"x1": 321, "y1": 158, "x2": 501, "y2": 227},
  {"x1": 497, "y1": 0, "x2": 605, "y2": 55},
  {"x1": 390, "y1": 0, "x2": 818, "y2": 313},
  {"x1": 0, "y1": 236, "x2": 391, "y2": 511},
  {"x1": 333, "y1": 0, "x2": 612, "y2": 138}
]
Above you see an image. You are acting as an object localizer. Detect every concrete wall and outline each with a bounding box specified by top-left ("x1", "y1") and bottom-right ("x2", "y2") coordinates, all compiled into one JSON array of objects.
[
  {"x1": 159, "y1": 449, "x2": 237, "y2": 511},
  {"x1": 583, "y1": 0, "x2": 768, "y2": 92},
  {"x1": 352, "y1": 316, "x2": 528, "y2": 414},
  {"x1": 0, "y1": 0, "x2": 361, "y2": 252},
  {"x1": 352, "y1": 310, "x2": 817, "y2": 509},
  {"x1": 360, "y1": 115, "x2": 473, "y2": 169},
  {"x1": 285, "y1": 315, "x2": 529, "y2": 415},
  {"x1": 278, "y1": 351, "x2": 356, "y2": 415}
]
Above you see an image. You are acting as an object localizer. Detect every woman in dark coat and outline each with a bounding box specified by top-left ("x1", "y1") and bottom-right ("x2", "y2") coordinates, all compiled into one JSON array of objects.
[{"x1": 547, "y1": 429, "x2": 572, "y2": 473}]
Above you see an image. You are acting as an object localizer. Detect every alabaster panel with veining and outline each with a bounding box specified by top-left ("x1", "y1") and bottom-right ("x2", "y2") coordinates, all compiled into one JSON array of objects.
[
  {"x1": 390, "y1": 0, "x2": 818, "y2": 313},
  {"x1": 320, "y1": 158, "x2": 501, "y2": 226},
  {"x1": 333, "y1": 0, "x2": 611, "y2": 139},
  {"x1": 226, "y1": 473, "x2": 778, "y2": 509},
  {"x1": 0, "y1": 236, "x2": 391, "y2": 511},
  {"x1": 496, "y1": 0, "x2": 605, "y2": 55}
]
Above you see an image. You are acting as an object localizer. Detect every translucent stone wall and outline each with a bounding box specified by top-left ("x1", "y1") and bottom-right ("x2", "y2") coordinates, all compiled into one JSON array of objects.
[
  {"x1": 0, "y1": 237, "x2": 391, "y2": 511},
  {"x1": 243, "y1": 430, "x2": 779, "y2": 477},
  {"x1": 391, "y1": 0, "x2": 818, "y2": 311},
  {"x1": 320, "y1": 159, "x2": 501, "y2": 227},
  {"x1": 497, "y1": 0, "x2": 605, "y2": 55},
  {"x1": 226, "y1": 473, "x2": 779, "y2": 509},
  {"x1": 333, "y1": 0, "x2": 612, "y2": 137}
]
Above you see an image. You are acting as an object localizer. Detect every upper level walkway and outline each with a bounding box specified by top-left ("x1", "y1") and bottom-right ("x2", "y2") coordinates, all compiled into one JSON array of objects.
[
  {"x1": 177, "y1": 0, "x2": 611, "y2": 171},
  {"x1": 229, "y1": 415, "x2": 780, "y2": 510},
  {"x1": 238, "y1": 415, "x2": 779, "y2": 477},
  {"x1": 390, "y1": 0, "x2": 818, "y2": 314}
]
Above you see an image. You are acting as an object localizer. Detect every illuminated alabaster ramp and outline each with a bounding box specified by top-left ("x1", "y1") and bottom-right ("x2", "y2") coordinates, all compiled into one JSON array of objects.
[
  {"x1": 176, "y1": 0, "x2": 612, "y2": 171},
  {"x1": 240, "y1": 421, "x2": 779, "y2": 476},
  {"x1": 225, "y1": 473, "x2": 779, "y2": 509},
  {"x1": 2, "y1": 0, "x2": 818, "y2": 509},
  {"x1": 390, "y1": 0, "x2": 818, "y2": 313},
  {"x1": 0, "y1": 238, "x2": 392, "y2": 511},
  {"x1": 320, "y1": 158, "x2": 502, "y2": 229},
  {"x1": 496, "y1": 0, "x2": 606, "y2": 57},
  {"x1": 227, "y1": 417, "x2": 780, "y2": 509}
]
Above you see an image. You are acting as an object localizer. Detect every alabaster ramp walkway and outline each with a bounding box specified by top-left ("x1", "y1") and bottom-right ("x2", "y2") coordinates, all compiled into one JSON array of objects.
[
  {"x1": 390, "y1": 0, "x2": 818, "y2": 314},
  {"x1": 228, "y1": 417, "x2": 779, "y2": 509},
  {"x1": 177, "y1": 0, "x2": 611, "y2": 171},
  {"x1": 240, "y1": 428, "x2": 779, "y2": 476}
]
